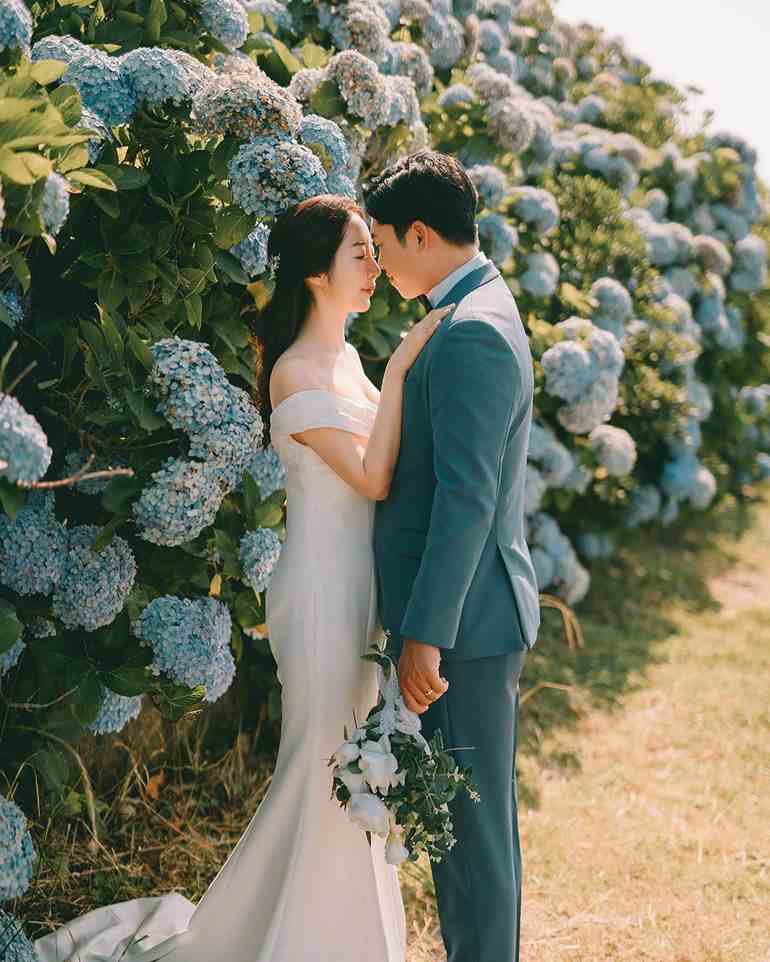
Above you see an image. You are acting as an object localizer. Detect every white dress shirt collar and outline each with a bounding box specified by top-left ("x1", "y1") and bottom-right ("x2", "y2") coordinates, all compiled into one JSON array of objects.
[{"x1": 426, "y1": 249, "x2": 489, "y2": 308}]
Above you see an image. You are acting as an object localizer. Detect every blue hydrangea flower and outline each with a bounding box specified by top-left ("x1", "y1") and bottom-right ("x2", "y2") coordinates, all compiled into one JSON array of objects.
[
  {"x1": 576, "y1": 532, "x2": 615, "y2": 561},
  {"x1": 327, "y1": 51, "x2": 390, "y2": 129},
  {"x1": 41, "y1": 172, "x2": 70, "y2": 238},
  {"x1": 119, "y1": 47, "x2": 198, "y2": 108},
  {"x1": 527, "y1": 423, "x2": 575, "y2": 486},
  {"x1": 487, "y1": 97, "x2": 536, "y2": 154},
  {"x1": 240, "y1": 527, "x2": 282, "y2": 593},
  {"x1": 510, "y1": 187, "x2": 559, "y2": 237},
  {"x1": 62, "y1": 450, "x2": 128, "y2": 495},
  {"x1": 662, "y1": 266, "x2": 698, "y2": 302},
  {"x1": 298, "y1": 114, "x2": 350, "y2": 173},
  {"x1": 693, "y1": 234, "x2": 732, "y2": 276},
  {"x1": 467, "y1": 62, "x2": 518, "y2": 101},
  {"x1": 0, "y1": 394, "x2": 52, "y2": 484},
  {"x1": 200, "y1": 0, "x2": 249, "y2": 50},
  {"x1": 0, "y1": 794, "x2": 37, "y2": 900},
  {"x1": 52, "y1": 525, "x2": 136, "y2": 632},
  {"x1": 540, "y1": 339, "x2": 595, "y2": 403},
  {"x1": 87, "y1": 686, "x2": 143, "y2": 735},
  {"x1": 133, "y1": 457, "x2": 226, "y2": 547},
  {"x1": 557, "y1": 371, "x2": 620, "y2": 435},
  {"x1": 63, "y1": 49, "x2": 138, "y2": 127},
  {"x1": 467, "y1": 165, "x2": 506, "y2": 210},
  {"x1": 288, "y1": 67, "x2": 326, "y2": 103},
  {"x1": 644, "y1": 188, "x2": 668, "y2": 221},
  {"x1": 730, "y1": 234, "x2": 768, "y2": 294},
  {"x1": 188, "y1": 385, "x2": 264, "y2": 492},
  {"x1": 756, "y1": 452, "x2": 770, "y2": 480},
  {"x1": 379, "y1": 41, "x2": 434, "y2": 97},
  {"x1": 588, "y1": 424, "x2": 637, "y2": 476},
  {"x1": 591, "y1": 277, "x2": 633, "y2": 341},
  {"x1": 438, "y1": 83, "x2": 475, "y2": 110},
  {"x1": 243, "y1": 443, "x2": 286, "y2": 497},
  {"x1": 478, "y1": 213, "x2": 517, "y2": 266},
  {"x1": 249, "y1": 0, "x2": 294, "y2": 33},
  {"x1": 382, "y1": 75, "x2": 421, "y2": 129},
  {"x1": 486, "y1": 49, "x2": 519, "y2": 79},
  {"x1": 0, "y1": 639, "x2": 25, "y2": 678},
  {"x1": 624, "y1": 484, "x2": 662, "y2": 528},
  {"x1": 524, "y1": 464, "x2": 547, "y2": 516},
  {"x1": 134, "y1": 596, "x2": 235, "y2": 703},
  {"x1": 148, "y1": 338, "x2": 232, "y2": 433},
  {"x1": 738, "y1": 384, "x2": 770, "y2": 417},
  {"x1": 562, "y1": 462, "x2": 592, "y2": 494},
  {"x1": 662, "y1": 454, "x2": 717, "y2": 511},
  {"x1": 520, "y1": 251, "x2": 559, "y2": 298},
  {"x1": 0, "y1": 288, "x2": 24, "y2": 329},
  {"x1": 329, "y1": 0, "x2": 391, "y2": 63},
  {"x1": 711, "y1": 203, "x2": 749, "y2": 242},
  {"x1": 229, "y1": 135, "x2": 328, "y2": 217},
  {"x1": 31, "y1": 34, "x2": 89, "y2": 64},
  {"x1": 423, "y1": 13, "x2": 464, "y2": 70},
  {"x1": 528, "y1": 512, "x2": 590, "y2": 605},
  {"x1": 0, "y1": 492, "x2": 67, "y2": 596},
  {"x1": 191, "y1": 71, "x2": 302, "y2": 140},
  {"x1": 0, "y1": 0, "x2": 32, "y2": 54},
  {"x1": 327, "y1": 170, "x2": 357, "y2": 199},
  {"x1": 167, "y1": 49, "x2": 216, "y2": 96},
  {"x1": 576, "y1": 94, "x2": 605, "y2": 124},
  {"x1": 76, "y1": 107, "x2": 111, "y2": 164},
  {"x1": 478, "y1": 18, "x2": 505, "y2": 54},
  {"x1": 231, "y1": 223, "x2": 271, "y2": 277}
]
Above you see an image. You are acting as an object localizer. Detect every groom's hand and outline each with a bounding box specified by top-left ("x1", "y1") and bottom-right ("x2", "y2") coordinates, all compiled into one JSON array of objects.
[{"x1": 398, "y1": 639, "x2": 449, "y2": 714}]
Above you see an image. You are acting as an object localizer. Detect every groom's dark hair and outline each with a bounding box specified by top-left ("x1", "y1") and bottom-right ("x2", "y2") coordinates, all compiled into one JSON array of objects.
[{"x1": 362, "y1": 150, "x2": 478, "y2": 247}]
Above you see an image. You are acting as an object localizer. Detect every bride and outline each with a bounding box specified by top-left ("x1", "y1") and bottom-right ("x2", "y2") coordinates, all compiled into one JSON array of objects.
[{"x1": 33, "y1": 194, "x2": 450, "y2": 962}]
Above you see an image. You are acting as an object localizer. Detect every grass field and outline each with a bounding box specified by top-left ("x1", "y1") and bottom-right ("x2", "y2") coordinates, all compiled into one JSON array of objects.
[{"x1": 14, "y1": 492, "x2": 770, "y2": 962}]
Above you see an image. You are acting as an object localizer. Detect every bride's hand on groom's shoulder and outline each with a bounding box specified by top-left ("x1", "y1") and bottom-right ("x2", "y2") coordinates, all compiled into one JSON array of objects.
[{"x1": 387, "y1": 304, "x2": 455, "y2": 379}]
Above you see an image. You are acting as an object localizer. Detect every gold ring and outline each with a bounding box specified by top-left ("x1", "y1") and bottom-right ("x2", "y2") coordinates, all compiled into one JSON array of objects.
[{"x1": 424, "y1": 688, "x2": 435, "y2": 697}]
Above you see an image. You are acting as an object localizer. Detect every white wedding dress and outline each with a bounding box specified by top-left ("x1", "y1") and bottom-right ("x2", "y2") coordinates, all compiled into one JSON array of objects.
[{"x1": 34, "y1": 389, "x2": 406, "y2": 962}]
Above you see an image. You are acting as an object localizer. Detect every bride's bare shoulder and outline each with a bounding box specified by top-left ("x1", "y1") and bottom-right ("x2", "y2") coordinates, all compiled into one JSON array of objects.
[{"x1": 269, "y1": 354, "x2": 322, "y2": 408}]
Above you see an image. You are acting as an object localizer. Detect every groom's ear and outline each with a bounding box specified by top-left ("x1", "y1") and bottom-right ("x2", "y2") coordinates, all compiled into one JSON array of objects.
[{"x1": 410, "y1": 220, "x2": 430, "y2": 250}]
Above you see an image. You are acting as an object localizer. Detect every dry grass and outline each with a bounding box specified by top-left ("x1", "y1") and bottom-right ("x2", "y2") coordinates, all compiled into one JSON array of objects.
[{"x1": 13, "y1": 492, "x2": 770, "y2": 962}]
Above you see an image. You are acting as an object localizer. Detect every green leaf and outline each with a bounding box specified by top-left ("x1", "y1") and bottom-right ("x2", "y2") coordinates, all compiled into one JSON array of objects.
[
  {"x1": 101, "y1": 475, "x2": 144, "y2": 515},
  {"x1": 123, "y1": 387, "x2": 166, "y2": 431},
  {"x1": 102, "y1": 666, "x2": 154, "y2": 696},
  {"x1": 214, "y1": 249, "x2": 250, "y2": 285},
  {"x1": 270, "y1": 37, "x2": 303, "y2": 75},
  {"x1": 29, "y1": 747, "x2": 70, "y2": 794},
  {"x1": 309, "y1": 79, "x2": 346, "y2": 119},
  {"x1": 214, "y1": 206, "x2": 254, "y2": 249},
  {"x1": 8, "y1": 250, "x2": 31, "y2": 293},
  {"x1": 299, "y1": 42, "x2": 330, "y2": 70},
  {"x1": 126, "y1": 327, "x2": 155, "y2": 370},
  {"x1": 29, "y1": 59, "x2": 69, "y2": 85},
  {"x1": 97, "y1": 305, "x2": 125, "y2": 361},
  {"x1": 92, "y1": 516, "x2": 124, "y2": 551},
  {"x1": 184, "y1": 292, "x2": 202, "y2": 329},
  {"x1": 0, "y1": 146, "x2": 46, "y2": 184},
  {"x1": 72, "y1": 671, "x2": 104, "y2": 726},
  {"x1": 68, "y1": 168, "x2": 118, "y2": 191},
  {"x1": 97, "y1": 268, "x2": 128, "y2": 311},
  {"x1": 96, "y1": 163, "x2": 150, "y2": 190},
  {"x1": 80, "y1": 318, "x2": 107, "y2": 360},
  {"x1": 0, "y1": 598, "x2": 22, "y2": 654}
]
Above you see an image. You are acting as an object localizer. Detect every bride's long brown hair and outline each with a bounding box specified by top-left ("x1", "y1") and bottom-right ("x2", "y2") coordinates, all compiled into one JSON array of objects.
[{"x1": 248, "y1": 194, "x2": 364, "y2": 448}]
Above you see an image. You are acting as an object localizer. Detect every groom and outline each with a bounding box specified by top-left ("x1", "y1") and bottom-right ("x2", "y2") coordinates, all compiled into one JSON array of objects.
[{"x1": 363, "y1": 150, "x2": 540, "y2": 962}]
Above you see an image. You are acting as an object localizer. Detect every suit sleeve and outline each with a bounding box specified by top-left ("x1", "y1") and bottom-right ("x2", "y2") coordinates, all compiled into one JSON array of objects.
[{"x1": 399, "y1": 319, "x2": 519, "y2": 650}]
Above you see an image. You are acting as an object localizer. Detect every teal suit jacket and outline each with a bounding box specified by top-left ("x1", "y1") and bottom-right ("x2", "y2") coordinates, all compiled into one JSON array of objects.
[{"x1": 374, "y1": 260, "x2": 540, "y2": 661}]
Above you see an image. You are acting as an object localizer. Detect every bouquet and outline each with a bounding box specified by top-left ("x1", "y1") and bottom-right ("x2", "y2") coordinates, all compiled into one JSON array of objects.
[{"x1": 327, "y1": 639, "x2": 480, "y2": 866}]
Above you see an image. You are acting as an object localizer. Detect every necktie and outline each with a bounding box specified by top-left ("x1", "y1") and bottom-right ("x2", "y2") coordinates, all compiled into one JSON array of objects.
[{"x1": 418, "y1": 293, "x2": 432, "y2": 313}]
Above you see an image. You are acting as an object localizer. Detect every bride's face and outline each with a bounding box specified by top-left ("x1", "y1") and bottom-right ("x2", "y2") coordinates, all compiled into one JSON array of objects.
[{"x1": 322, "y1": 213, "x2": 381, "y2": 313}]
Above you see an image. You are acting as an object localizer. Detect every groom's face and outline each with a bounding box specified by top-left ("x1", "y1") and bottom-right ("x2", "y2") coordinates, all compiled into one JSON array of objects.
[{"x1": 369, "y1": 219, "x2": 427, "y2": 300}]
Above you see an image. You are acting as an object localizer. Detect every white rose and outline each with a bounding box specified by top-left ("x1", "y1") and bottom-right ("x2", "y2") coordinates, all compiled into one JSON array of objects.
[
  {"x1": 348, "y1": 793, "x2": 391, "y2": 837},
  {"x1": 394, "y1": 704, "x2": 422, "y2": 737},
  {"x1": 335, "y1": 766, "x2": 367, "y2": 795},
  {"x1": 358, "y1": 736, "x2": 400, "y2": 794},
  {"x1": 385, "y1": 832, "x2": 410, "y2": 865},
  {"x1": 333, "y1": 740, "x2": 360, "y2": 767}
]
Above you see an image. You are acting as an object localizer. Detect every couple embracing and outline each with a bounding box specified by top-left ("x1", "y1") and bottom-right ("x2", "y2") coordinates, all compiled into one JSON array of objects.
[{"x1": 34, "y1": 150, "x2": 540, "y2": 962}]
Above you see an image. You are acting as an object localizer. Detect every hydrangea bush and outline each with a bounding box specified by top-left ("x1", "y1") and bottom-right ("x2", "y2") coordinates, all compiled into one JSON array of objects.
[{"x1": 1, "y1": 0, "x2": 769, "y2": 934}]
